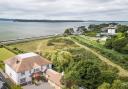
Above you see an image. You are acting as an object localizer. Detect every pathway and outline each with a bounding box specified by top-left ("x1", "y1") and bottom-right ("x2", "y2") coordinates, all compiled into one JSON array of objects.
[
  {"x1": 36, "y1": 42, "x2": 42, "y2": 52},
  {"x1": 70, "y1": 37, "x2": 128, "y2": 77},
  {"x1": 23, "y1": 82, "x2": 54, "y2": 89}
]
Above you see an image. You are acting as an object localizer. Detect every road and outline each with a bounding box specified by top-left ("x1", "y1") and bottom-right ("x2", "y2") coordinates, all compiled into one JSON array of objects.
[
  {"x1": 0, "y1": 71, "x2": 8, "y2": 89},
  {"x1": 70, "y1": 37, "x2": 128, "y2": 77}
]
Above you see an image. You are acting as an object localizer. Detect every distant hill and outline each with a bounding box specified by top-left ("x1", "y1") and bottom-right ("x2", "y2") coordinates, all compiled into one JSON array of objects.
[
  {"x1": 0, "y1": 18, "x2": 85, "y2": 22},
  {"x1": 0, "y1": 18, "x2": 128, "y2": 22},
  {"x1": 0, "y1": 18, "x2": 13, "y2": 21}
]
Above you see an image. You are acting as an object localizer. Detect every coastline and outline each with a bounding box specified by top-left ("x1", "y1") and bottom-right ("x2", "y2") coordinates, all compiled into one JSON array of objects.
[{"x1": 0, "y1": 34, "x2": 62, "y2": 45}]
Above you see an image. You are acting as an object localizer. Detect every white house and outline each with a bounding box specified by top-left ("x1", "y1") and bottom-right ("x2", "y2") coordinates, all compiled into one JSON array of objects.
[
  {"x1": 4, "y1": 52, "x2": 52, "y2": 85},
  {"x1": 100, "y1": 25, "x2": 117, "y2": 36}
]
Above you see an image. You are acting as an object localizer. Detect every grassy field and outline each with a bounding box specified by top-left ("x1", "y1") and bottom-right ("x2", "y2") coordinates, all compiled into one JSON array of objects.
[
  {"x1": 0, "y1": 48, "x2": 15, "y2": 61},
  {"x1": 0, "y1": 48, "x2": 15, "y2": 69},
  {"x1": 7, "y1": 37, "x2": 79, "y2": 55},
  {"x1": 70, "y1": 35, "x2": 128, "y2": 70}
]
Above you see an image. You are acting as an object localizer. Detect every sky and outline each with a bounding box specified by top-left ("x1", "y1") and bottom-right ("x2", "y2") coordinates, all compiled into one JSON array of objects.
[{"x1": 0, "y1": 0, "x2": 128, "y2": 20}]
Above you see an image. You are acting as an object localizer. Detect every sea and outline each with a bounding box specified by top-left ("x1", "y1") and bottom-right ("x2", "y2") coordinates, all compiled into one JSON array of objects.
[{"x1": 0, "y1": 21, "x2": 128, "y2": 41}]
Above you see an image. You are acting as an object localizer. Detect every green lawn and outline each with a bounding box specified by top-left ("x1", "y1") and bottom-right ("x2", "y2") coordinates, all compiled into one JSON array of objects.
[
  {"x1": 0, "y1": 48, "x2": 15, "y2": 70},
  {"x1": 0, "y1": 48, "x2": 15, "y2": 61}
]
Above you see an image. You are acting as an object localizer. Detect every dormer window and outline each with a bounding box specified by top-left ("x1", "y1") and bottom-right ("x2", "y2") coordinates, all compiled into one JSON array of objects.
[{"x1": 16, "y1": 60, "x2": 20, "y2": 64}]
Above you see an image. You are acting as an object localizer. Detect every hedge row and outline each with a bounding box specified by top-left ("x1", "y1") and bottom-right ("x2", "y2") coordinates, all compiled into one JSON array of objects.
[{"x1": 0, "y1": 44, "x2": 26, "y2": 55}]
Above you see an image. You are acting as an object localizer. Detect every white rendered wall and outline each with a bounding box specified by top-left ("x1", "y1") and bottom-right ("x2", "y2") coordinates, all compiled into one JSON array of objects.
[
  {"x1": 108, "y1": 29, "x2": 116, "y2": 34},
  {"x1": 5, "y1": 64, "x2": 52, "y2": 84},
  {"x1": 5, "y1": 64, "x2": 19, "y2": 84}
]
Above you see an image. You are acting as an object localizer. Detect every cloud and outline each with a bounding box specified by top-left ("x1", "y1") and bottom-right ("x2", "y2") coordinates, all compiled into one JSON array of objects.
[{"x1": 0, "y1": 0, "x2": 128, "y2": 20}]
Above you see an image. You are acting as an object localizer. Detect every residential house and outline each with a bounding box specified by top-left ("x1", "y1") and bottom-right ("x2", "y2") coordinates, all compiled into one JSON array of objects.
[
  {"x1": 100, "y1": 25, "x2": 117, "y2": 36},
  {"x1": 4, "y1": 52, "x2": 52, "y2": 85}
]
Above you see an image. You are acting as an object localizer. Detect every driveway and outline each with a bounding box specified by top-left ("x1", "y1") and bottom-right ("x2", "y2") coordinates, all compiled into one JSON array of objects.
[
  {"x1": 0, "y1": 71, "x2": 8, "y2": 89},
  {"x1": 23, "y1": 82, "x2": 54, "y2": 89}
]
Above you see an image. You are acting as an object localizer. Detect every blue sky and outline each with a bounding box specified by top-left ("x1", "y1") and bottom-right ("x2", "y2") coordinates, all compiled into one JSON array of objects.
[{"x1": 0, "y1": 0, "x2": 128, "y2": 20}]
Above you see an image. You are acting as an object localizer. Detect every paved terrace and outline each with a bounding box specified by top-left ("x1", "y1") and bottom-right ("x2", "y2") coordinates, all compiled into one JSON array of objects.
[{"x1": 23, "y1": 82, "x2": 54, "y2": 89}]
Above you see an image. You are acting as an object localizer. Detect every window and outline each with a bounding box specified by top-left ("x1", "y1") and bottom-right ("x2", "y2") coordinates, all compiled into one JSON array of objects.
[
  {"x1": 20, "y1": 78, "x2": 26, "y2": 84},
  {"x1": 47, "y1": 65, "x2": 49, "y2": 68},
  {"x1": 34, "y1": 68, "x2": 40, "y2": 72},
  {"x1": 29, "y1": 70, "x2": 31, "y2": 74},
  {"x1": 21, "y1": 72, "x2": 25, "y2": 76}
]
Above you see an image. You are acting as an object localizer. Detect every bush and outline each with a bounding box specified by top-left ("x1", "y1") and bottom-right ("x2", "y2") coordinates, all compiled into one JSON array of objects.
[
  {"x1": 47, "y1": 38, "x2": 74, "y2": 45},
  {"x1": 0, "y1": 44, "x2": 4, "y2": 48},
  {"x1": 64, "y1": 28, "x2": 74, "y2": 35},
  {"x1": 105, "y1": 39, "x2": 113, "y2": 49},
  {"x1": 47, "y1": 41, "x2": 54, "y2": 46},
  {"x1": 120, "y1": 45, "x2": 128, "y2": 54},
  {"x1": 85, "y1": 32, "x2": 97, "y2": 37},
  {"x1": 105, "y1": 33, "x2": 128, "y2": 53},
  {"x1": 112, "y1": 38, "x2": 127, "y2": 52}
]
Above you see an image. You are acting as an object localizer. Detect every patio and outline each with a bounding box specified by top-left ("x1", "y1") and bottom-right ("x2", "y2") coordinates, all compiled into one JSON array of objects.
[{"x1": 22, "y1": 81, "x2": 54, "y2": 89}]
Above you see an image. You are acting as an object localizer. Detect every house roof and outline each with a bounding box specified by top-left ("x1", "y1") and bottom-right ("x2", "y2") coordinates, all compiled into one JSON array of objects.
[
  {"x1": 4, "y1": 52, "x2": 52, "y2": 73},
  {"x1": 46, "y1": 69, "x2": 62, "y2": 87},
  {"x1": 102, "y1": 25, "x2": 117, "y2": 31}
]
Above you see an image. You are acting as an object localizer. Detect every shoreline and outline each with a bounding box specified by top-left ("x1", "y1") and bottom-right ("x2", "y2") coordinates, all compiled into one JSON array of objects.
[{"x1": 0, "y1": 34, "x2": 62, "y2": 45}]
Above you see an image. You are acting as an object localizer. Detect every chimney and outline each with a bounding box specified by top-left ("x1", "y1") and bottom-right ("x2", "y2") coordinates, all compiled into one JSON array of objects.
[{"x1": 16, "y1": 60, "x2": 20, "y2": 64}]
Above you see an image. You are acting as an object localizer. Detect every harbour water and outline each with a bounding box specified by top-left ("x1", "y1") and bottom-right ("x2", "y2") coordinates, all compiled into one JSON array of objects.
[{"x1": 0, "y1": 21, "x2": 128, "y2": 41}]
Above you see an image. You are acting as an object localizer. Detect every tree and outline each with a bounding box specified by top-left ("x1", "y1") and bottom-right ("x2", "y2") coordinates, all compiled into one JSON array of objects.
[
  {"x1": 104, "y1": 38, "x2": 113, "y2": 49},
  {"x1": 76, "y1": 26, "x2": 87, "y2": 34},
  {"x1": 105, "y1": 33, "x2": 128, "y2": 53},
  {"x1": 64, "y1": 28, "x2": 74, "y2": 35},
  {"x1": 50, "y1": 50, "x2": 73, "y2": 72},
  {"x1": 88, "y1": 23, "x2": 110, "y2": 32},
  {"x1": 98, "y1": 80, "x2": 128, "y2": 89},
  {"x1": 64, "y1": 61, "x2": 102, "y2": 89},
  {"x1": 111, "y1": 80, "x2": 122, "y2": 89},
  {"x1": 117, "y1": 25, "x2": 128, "y2": 33},
  {"x1": 98, "y1": 82, "x2": 110, "y2": 89},
  {"x1": 101, "y1": 71, "x2": 117, "y2": 84},
  {"x1": 112, "y1": 37, "x2": 127, "y2": 52},
  {"x1": 88, "y1": 24, "x2": 101, "y2": 32}
]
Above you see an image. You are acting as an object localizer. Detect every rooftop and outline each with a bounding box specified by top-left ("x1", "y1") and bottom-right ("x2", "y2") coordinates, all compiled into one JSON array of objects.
[
  {"x1": 5, "y1": 52, "x2": 52, "y2": 73},
  {"x1": 17, "y1": 52, "x2": 38, "y2": 59}
]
